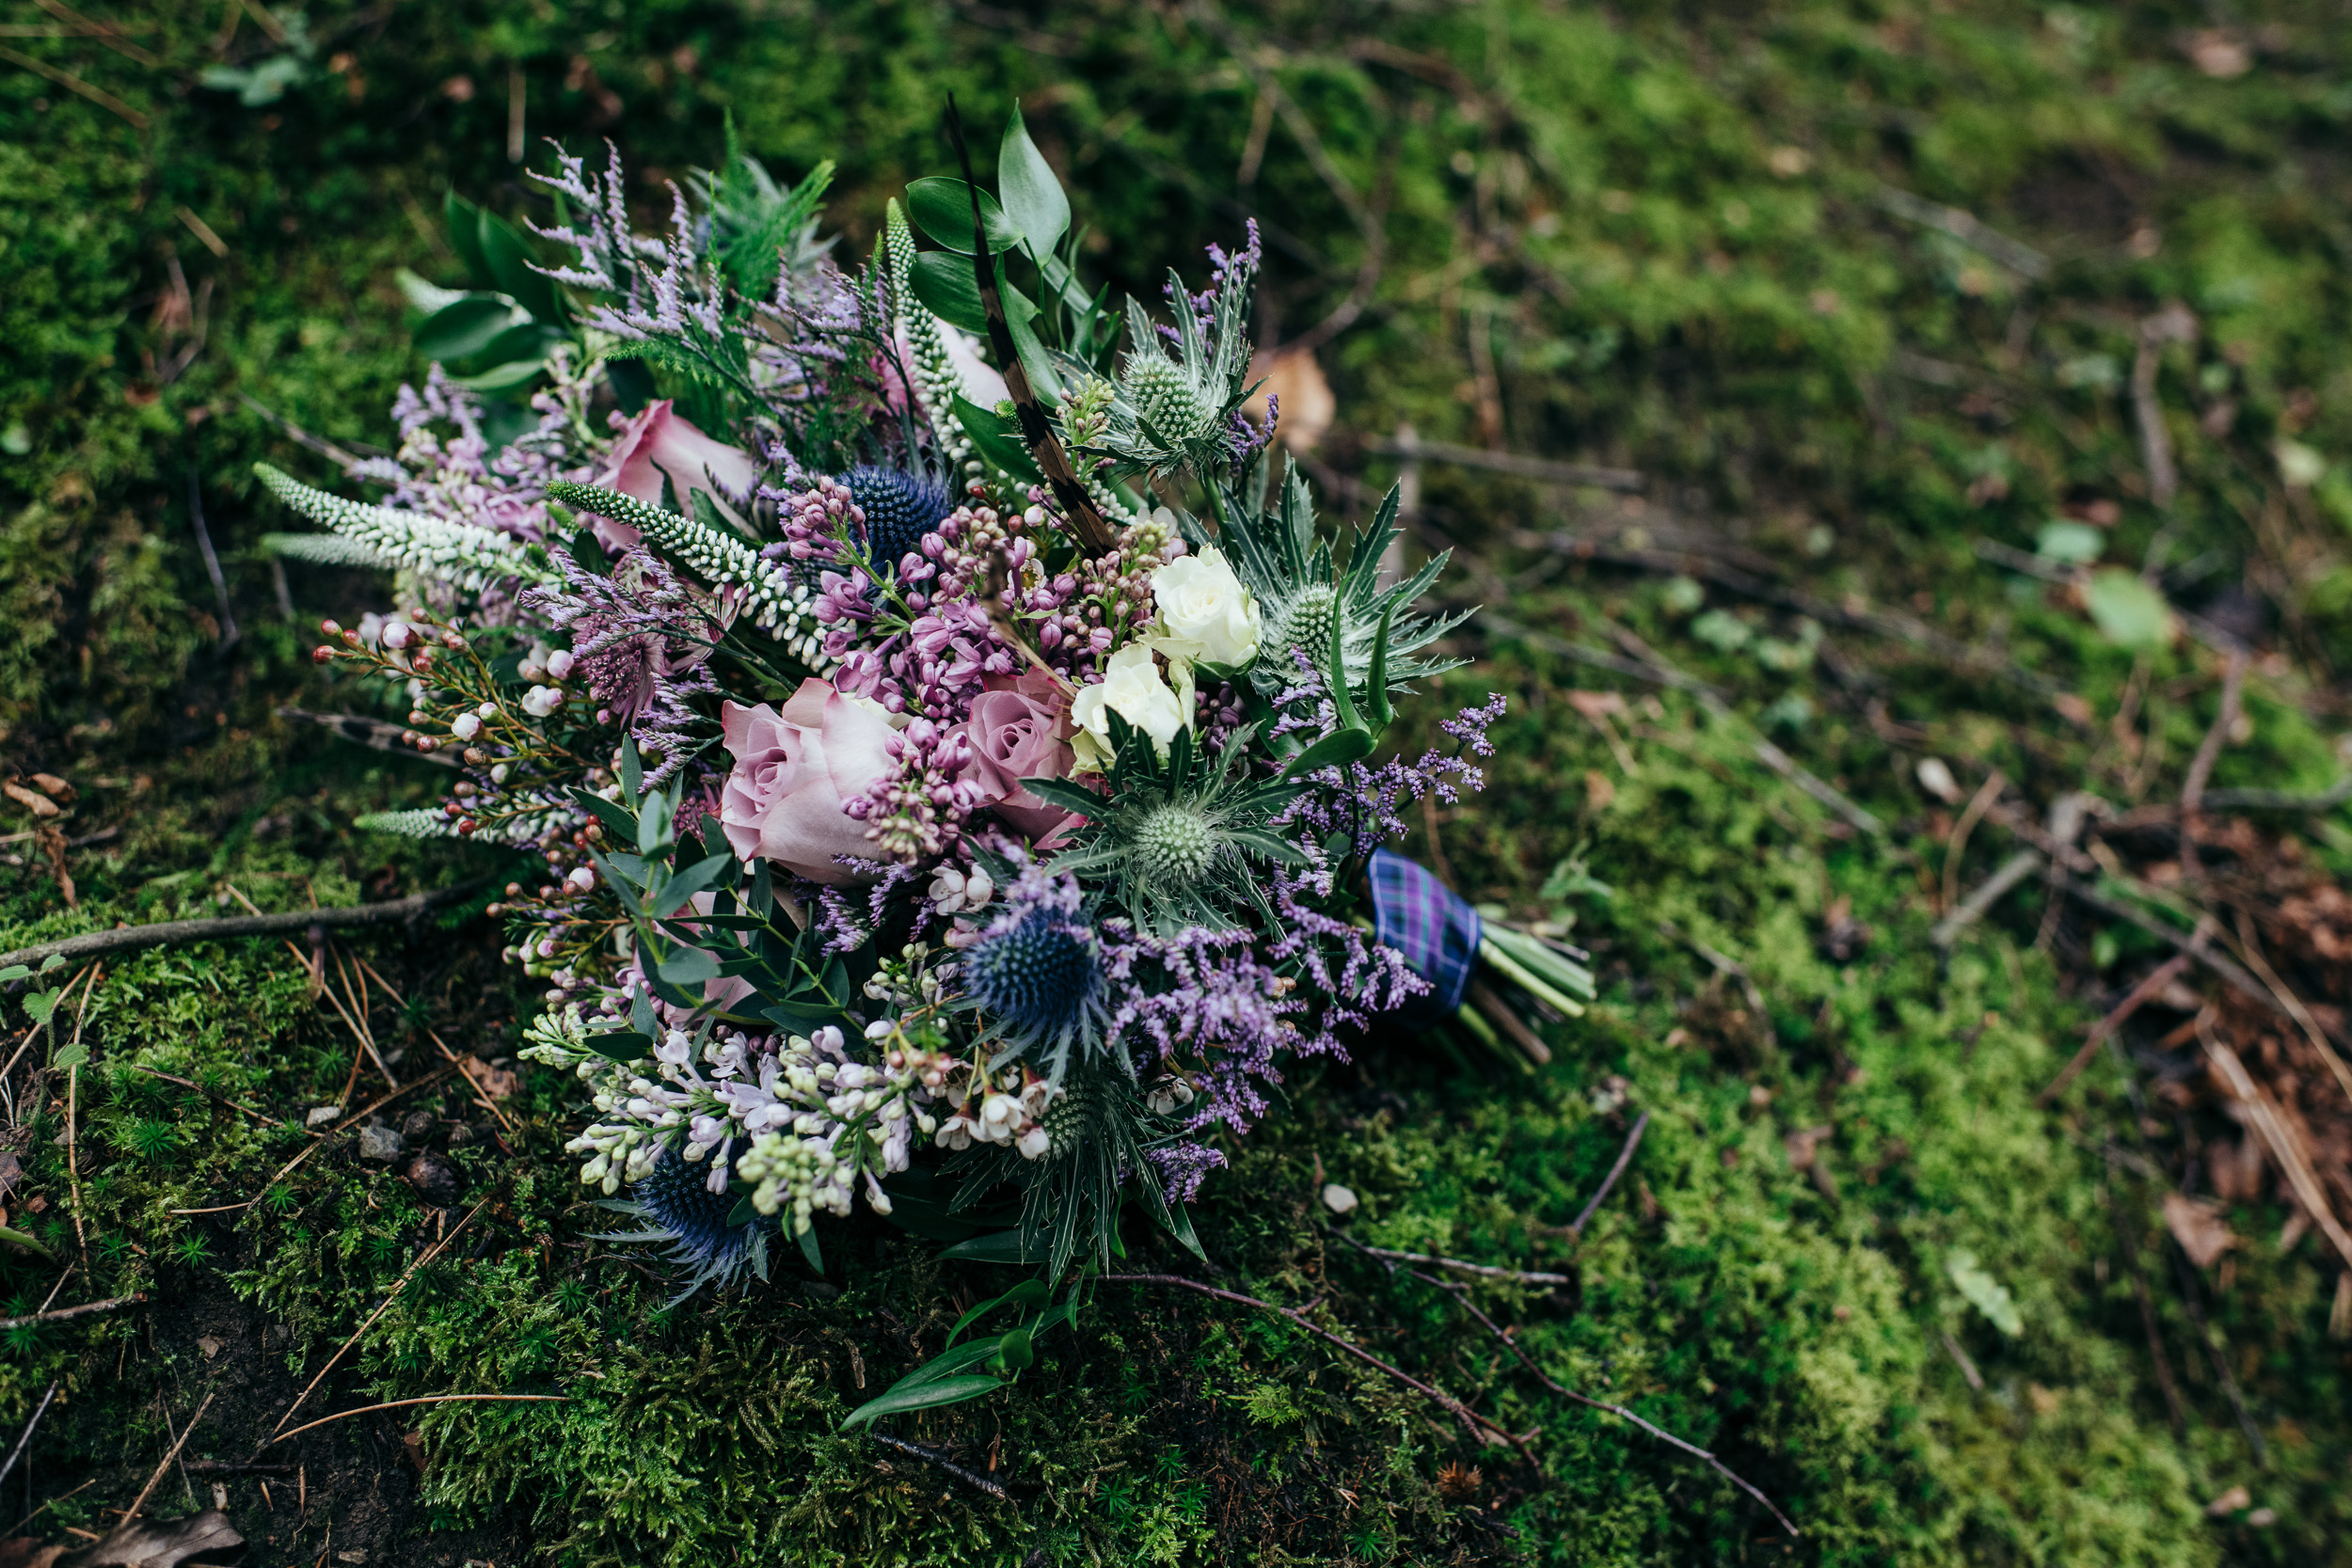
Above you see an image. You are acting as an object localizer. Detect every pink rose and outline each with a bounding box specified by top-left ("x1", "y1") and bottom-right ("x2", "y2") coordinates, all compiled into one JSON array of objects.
[
  {"x1": 584, "y1": 400, "x2": 760, "y2": 553},
  {"x1": 956, "y1": 669, "x2": 1081, "y2": 843},
  {"x1": 719, "y1": 682, "x2": 899, "y2": 884}
]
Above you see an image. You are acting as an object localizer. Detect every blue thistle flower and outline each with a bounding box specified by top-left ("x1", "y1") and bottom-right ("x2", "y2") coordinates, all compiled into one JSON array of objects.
[
  {"x1": 603, "y1": 1145, "x2": 774, "y2": 1306},
  {"x1": 959, "y1": 893, "x2": 1112, "y2": 1081},
  {"x1": 842, "y1": 465, "x2": 953, "y2": 573}
]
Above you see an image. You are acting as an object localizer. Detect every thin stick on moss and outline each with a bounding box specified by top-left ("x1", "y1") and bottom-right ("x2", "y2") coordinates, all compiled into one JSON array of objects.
[
  {"x1": 865, "y1": 1431, "x2": 1011, "y2": 1501},
  {"x1": 0, "y1": 1293, "x2": 143, "y2": 1331},
  {"x1": 6, "y1": 1476, "x2": 92, "y2": 1535},
  {"x1": 1100, "y1": 1274, "x2": 1525, "y2": 1451},
  {"x1": 1335, "y1": 1237, "x2": 1571, "y2": 1286},
  {"x1": 167, "y1": 1059, "x2": 464, "y2": 1215},
  {"x1": 270, "y1": 1394, "x2": 566, "y2": 1446},
  {"x1": 0, "y1": 879, "x2": 490, "y2": 973},
  {"x1": 353, "y1": 956, "x2": 518, "y2": 1138},
  {"x1": 0, "y1": 1382, "x2": 56, "y2": 1494},
  {"x1": 123, "y1": 1389, "x2": 213, "y2": 1523},
  {"x1": 62, "y1": 964, "x2": 103, "y2": 1271},
  {"x1": 272, "y1": 1198, "x2": 490, "y2": 1439},
  {"x1": 1398, "y1": 1263, "x2": 1802, "y2": 1539},
  {"x1": 2036, "y1": 953, "x2": 2191, "y2": 1107},
  {"x1": 1569, "y1": 1110, "x2": 1650, "y2": 1237}
]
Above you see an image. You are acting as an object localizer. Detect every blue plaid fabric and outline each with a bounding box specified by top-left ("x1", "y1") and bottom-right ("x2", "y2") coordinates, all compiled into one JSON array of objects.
[{"x1": 1369, "y1": 848, "x2": 1482, "y2": 1025}]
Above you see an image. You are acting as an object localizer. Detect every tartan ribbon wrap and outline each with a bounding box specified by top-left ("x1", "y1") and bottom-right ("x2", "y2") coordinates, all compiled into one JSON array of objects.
[{"x1": 1368, "y1": 847, "x2": 1482, "y2": 1026}]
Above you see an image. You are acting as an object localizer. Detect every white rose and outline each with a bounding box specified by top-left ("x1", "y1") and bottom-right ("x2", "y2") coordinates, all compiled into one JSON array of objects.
[
  {"x1": 1148, "y1": 545, "x2": 1261, "y2": 670},
  {"x1": 1070, "y1": 641, "x2": 1191, "y2": 770}
]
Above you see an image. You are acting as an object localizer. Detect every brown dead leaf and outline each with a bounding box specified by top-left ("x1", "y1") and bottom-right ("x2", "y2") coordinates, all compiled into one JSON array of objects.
[
  {"x1": 466, "y1": 1058, "x2": 517, "y2": 1099},
  {"x1": 2181, "y1": 29, "x2": 2251, "y2": 78},
  {"x1": 1584, "y1": 769, "x2": 1616, "y2": 810},
  {"x1": 1565, "y1": 690, "x2": 1627, "y2": 721},
  {"x1": 2164, "y1": 1192, "x2": 2236, "y2": 1268},
  {"x1": 1240, "y1": 348, "x2": 1334, "y2": 453},
  {"x1": 3, "y1": 784, "x2": 58, "y2": 819},
  {"x1": 2205, "y1": 1484, "x2": 2251, "y2": 1517},
  {"x1": 2026, "y1": 1383, "x2": 2061, "y2": 1416},
  {"x1": 195, "y1": 1336, "x2": 223, "y2": 1361},
  {"x1": 26, "y1": 776, "x2": 73, "y2": 803},
  {"x1": 1784, "y1": 1125, "x2": 1834, "y2": 1169},
  {"x1": 56, "y1": 1511, "x2": 242, "y2": 1568}
]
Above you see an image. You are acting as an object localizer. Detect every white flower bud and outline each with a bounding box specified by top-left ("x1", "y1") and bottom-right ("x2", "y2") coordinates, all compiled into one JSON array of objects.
[
  {"x1": 548, "y1": 649, "x2": 576, "y2": 679},
  {"x1": 450, "y1": 712, "x2": 482, "y2": 741}
]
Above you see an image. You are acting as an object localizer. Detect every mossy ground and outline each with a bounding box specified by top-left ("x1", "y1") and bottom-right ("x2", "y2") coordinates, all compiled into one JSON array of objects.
[{"x1": 4, "y1": 3, "x2": 2350, "y2": 1564}]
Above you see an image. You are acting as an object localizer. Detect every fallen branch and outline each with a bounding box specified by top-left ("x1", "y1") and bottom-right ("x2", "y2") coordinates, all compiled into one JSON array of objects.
[
  {"x1": 271, "y1": 1393, "x2": 566, "y2": 1445},
  {"x1": 2201, "y1": 1034, "x2": 2352, "y2": 1274},
  {"x1": 2200, "y1": 777, "x2": 2352, "y2": 813},
  {"x1": 0, "y1": 879, "x2": 490, "y2": 971},
  {"x1": 1395, "y1": 1262, "x2": 1800, "y2": 1537},
  {"x1": 1376, "y1": 433, "x2": 1644, "y2": 492},
  {"x1": 865, "y1": 1431, "x2": 1011, "y2": 1500},
  {"x1": 1872, "y1": 184, "x2": 2050, "y2": 280},
  {"x1": 167, "y1": 1057, "x2": 465, "y2": 1215},
  {"x1": 1335, "y1": 1235, "x2": 1572, "y2": 1286},
  {"x1": 1931, "y1": 849, "x2": 2043, "y2": 948},
  {"x1": 2036, "y1": 953, "x2": 2193, "y2": 1106},
  {"x1": 1570, "y1": 1111, "x2": 1651, "y2": 1236},
  {"x1": 1101, "y1": 1274, "x2": 1521, "y2": 1449},
  {"x1": 0, "y1": 1292, "x2": 143, "y2": 1331},
  {"x1": 0, "y1": 1382, "x2": 57, "y2": 1493},
  {"x1": 124, "y1": 1389, "x2": 214, "y2": 1523},
  {"x1": 273, "y1": 1198, "x2": 489, "y2": 1438}
]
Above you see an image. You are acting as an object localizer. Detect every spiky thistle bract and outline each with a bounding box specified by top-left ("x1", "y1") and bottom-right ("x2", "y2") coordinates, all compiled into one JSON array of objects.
[
  {"x1": 1024, "y1": 716, "x2": 1307, "y2": 937},
  {"x1": 1212, "y1": 462, "x2": 1470, "y2": 702}
]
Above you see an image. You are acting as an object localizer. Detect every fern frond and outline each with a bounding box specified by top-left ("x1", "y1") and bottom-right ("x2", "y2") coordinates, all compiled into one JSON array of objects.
[
  {"x1": 542, "y1": 482, "x2": 829, "y2": 666},
  {"x1": 253, "y1": 465, "x2": 559, "y2": 592}
]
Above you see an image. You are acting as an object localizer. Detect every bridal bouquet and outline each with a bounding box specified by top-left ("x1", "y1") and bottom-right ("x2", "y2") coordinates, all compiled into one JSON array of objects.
[{"x1": 258, "y1": 107, "x2": 1595, "y2": 1419}]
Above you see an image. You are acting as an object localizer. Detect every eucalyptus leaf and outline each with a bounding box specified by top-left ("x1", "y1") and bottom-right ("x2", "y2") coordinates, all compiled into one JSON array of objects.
[{"x1": 997, "y1": 104, "x2": 1072, "y2": 257}]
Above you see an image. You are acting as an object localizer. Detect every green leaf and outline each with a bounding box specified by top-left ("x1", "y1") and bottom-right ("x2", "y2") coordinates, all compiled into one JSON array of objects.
[
  {"x1": 21, "y1": 991, "x2": 56, "y2": 1025},
  {"x1": 52, "y1": 1041, "x2": 87, "y2": 1071},
  {"x1": 910, "y1": 249, "x2": 987, "y2": 335},
  {"x1": 904, "y1": 177, "x2": 1022, "y2": 256},
  {"x1": 1947, "y1": 1249, "x2": 2023, "y2": 1337},
  {"x1": 1281, "y1": 728, "x2": 1375, "y2": 779},
  {"x1": 1224, "y1": 827, "x2": 1311, "y2": 865},
  {"x1": 414, "y1": 295, "x2": 520, "y2": 362},
  {"x1": 997, "y1": 104, "x2": 1072, "y2": 259},
  {"x1": 652, "y1": 852, "x2": 734, "y2": 919},
  {"x1": 2036, "y1": 520, "x2": 2106, "y2": 565},
  {"x1": 444, "y1": 190, "x2": 492, "y2": 289},
  {"x1": 475, "y1": 207, "x2": 564, "y2": 324},
  {"x1": 897, "y1": 1337, "x2": 1009, "y2": 1387},
  {"x1": 725, "y1": 1195, "x2": 759, "y2": 1228},
  {"x1": 566, "y1": 526, "x2": 610, "y2": 577},
  {"x1": 449, "y1": 358, "x2": 548, "y2": 395},
  {"x1": 797, "y1": 1223, "x2": 824, "y2": 1275},
  {"x1": 2085, "y1": 568, "x2": 2176, "y2": 651},
  {"x1": 581, "y1": 1030, "x2": 652, "y2": 1065},
  {"x1": 1364, "y1": 596, "x2": 1397, "y2": 729},
  {"x1": 0, "y1": 1226, "x2": 56, "y2": 1262},
  {"x1": 654, "y1": 945, "x2": 720, "y2": 987},
  {"x1": 839, "y1": 1374, "x2": 1004, "y2": 1431},
  {"x1": 620, "y1": 738, "x2": 644, "y2": 802},
  {"x1": 570, "y1": 788, "x2": 638, "y2": 846},
  {"x1": 948, "y1": 1278, "x2": 1050, "y2": 1346},
  {"x1": 992, "y1": 1325, "x2": 1035, "y2": 1374},
  {"x1": 951, "y1": 394, "x2": 1043, "y2": 485},
  {"x1": 0, "y1": 965, "x2": 27, "y2": 984},
  {"x1": 475, "y1": 321, "x2": 571, "y2": 368},
  {"x1": 939, "y1": 1229, "x2": 1046, "y2": 1265}
]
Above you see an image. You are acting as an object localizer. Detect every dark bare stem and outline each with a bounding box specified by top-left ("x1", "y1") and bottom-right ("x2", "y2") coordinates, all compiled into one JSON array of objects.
[
  {"x1": 1570, "y1": 1111, "x2": 1650, "y2": 1237},
  {"x1": 1100, "y1": 1274, "x2": 1522, "y2": 1451},
  {"x1": 866, "y1": 1431, "x2": 1011, "y2": 1501},
  {"x1": 0, "y1": 879, "x2": 489, "y2": 972}
]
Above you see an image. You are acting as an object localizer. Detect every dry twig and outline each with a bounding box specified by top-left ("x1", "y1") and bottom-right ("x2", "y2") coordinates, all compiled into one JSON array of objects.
[
  {"x1": 1570, "y1": 1111, "x2": 1651, "y2": 1236},
  {"x1": 271, "y1": 1394, "x2": 565, "y2": 1445},
  {"x1": 2036, "y1": 953, "x2": 2193, "y2": 1107},
  {"x1": 0, "y1": 880, "x2": 487, "y2": 972},
  {"x1": 865, "y1": 1431, "x2": 1011, "y2": 1500},
  {"x1": 123, "y1": 1390, "x2": 214, "y2": 1523}
]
